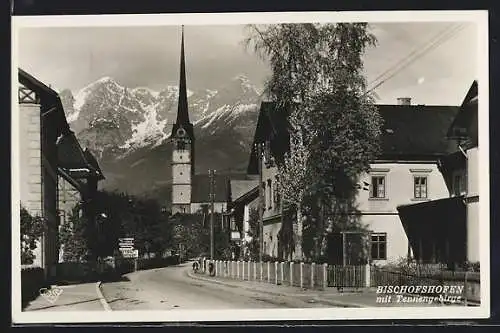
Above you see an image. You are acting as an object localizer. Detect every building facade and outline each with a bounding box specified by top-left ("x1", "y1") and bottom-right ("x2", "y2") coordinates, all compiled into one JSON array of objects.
[
  {"x1": 398, "y1": 81, "x2": 479, "y2": 265},
  {"x1": 245, "y1": 96, "x2": 471, "y2": 265},
  {"x1": 18, "y1": 69, "x2": 104, "y2": 278},
  {"x1": 451, "y1": 81, "x2": 479, "y2": 263}
]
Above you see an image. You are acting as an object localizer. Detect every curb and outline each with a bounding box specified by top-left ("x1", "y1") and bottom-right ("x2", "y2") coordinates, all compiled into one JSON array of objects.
[
  {"x1": 186, "y1": 270, "x2": 365, "y2": 308},
  {"x1": 95, "y1": 281, "x2": 112, "y2": 311}
]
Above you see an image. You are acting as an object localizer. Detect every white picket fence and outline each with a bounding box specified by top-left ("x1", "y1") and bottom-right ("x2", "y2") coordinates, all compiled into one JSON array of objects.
[{"x1": 198, "y1": 259, "x2": 371, "y2": 290}]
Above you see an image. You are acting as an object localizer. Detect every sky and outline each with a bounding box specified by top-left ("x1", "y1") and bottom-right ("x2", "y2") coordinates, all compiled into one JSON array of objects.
[{"x1": 17, "y1": 21, "x2": 478, "y2": 105}]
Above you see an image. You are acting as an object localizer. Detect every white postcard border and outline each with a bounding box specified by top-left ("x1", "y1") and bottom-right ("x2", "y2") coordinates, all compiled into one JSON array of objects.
[{"x1": 11, "y1": 10, "x2": 490, "y2": 323}]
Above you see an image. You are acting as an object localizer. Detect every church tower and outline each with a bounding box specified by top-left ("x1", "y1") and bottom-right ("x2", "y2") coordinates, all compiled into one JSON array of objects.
[{"x1": 171, "y1": 26, "x2": 195, "y2": 214}]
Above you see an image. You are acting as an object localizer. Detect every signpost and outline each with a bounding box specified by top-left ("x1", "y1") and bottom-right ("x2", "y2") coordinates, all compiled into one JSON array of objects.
[
  {"x1": 118, "y1": 238, "x2": 138, "y2": 270},
  {"x1": 121, "y1": 248, "x2": 139, "y2": 259}
]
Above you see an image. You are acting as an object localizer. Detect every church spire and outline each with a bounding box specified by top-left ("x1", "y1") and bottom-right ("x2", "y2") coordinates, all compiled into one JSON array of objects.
[{"x1": 176, "y1": 25, "x2": 190, "y2": 126}]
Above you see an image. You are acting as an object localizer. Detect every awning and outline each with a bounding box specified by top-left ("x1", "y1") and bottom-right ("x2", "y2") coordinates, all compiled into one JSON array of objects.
[
  {"x1": 57, "y1": 132, "x2": 104, "y2": 180},
  {"x1": 57, "y1": 132, "x2": 91, "y2": 172},
  {"x1": 397, "y1": 196, "x2": 466, "y2": 263}
]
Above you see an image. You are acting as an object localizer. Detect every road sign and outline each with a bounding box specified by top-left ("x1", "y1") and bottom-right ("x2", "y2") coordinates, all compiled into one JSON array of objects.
[
  {"x1": 118, "y1": 237, "x2": 134, "y2": 249},
  {"x1": 120, "y1": 248, "x2": 139, "y2": 259},
  {"x1": 119, "y1": 238, "x2": 134, "y2": 243}
]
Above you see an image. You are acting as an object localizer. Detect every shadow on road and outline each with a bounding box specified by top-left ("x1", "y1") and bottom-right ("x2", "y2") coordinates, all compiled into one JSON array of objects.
[
  {"x1": 100, "y1": 273, "x2": 131, "y2": 283},
  {"x1": 56, "y1": 273, "x2": 130, "y2": 285}
]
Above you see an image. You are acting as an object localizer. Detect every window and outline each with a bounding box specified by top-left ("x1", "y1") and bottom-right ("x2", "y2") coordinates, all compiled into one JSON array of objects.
[
  {"x1": 177, "y1": 140, "x2": 186, "y2": 150},
  {"x1": 371, "y1": 233, "x2": 387, "y2": 260},
  {"x1": 453, "y1": 175, "x2": 461, "y2": 196},
  {"x1": 230, "y1": 216, "x2": 236, "y2": 231},
  {"x1": 414, "y1": 176, "x2": 428, "y2": 199},
  {"x1": 452, "y1": 174, "x2": 467, "y2": 196},
  {"x1": 264, "y1": 141, "x2": 273, "y2": 167},
  {"x1": 262, "y1": 182, "x2": 266, "y2": 210},
  {"x1": 222, "y1": 215, "x2": 230, "y2": 230},
  {"x1": 267, "y1": 179, "x2": 273, "y2": 209},
  {"x1": 370, "y1": 176, "x2": 386, "y2": 198},
  {"x1": 273, "y1": 177, "x2": 280, "y2": 208}
]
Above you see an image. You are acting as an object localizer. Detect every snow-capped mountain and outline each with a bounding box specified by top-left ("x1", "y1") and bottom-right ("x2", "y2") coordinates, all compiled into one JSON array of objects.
[{"x1": 60, "y1": 75, "x2": 263, "y2": 197}]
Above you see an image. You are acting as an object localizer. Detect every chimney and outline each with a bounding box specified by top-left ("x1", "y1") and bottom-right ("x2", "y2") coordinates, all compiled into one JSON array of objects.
[{"x1": 397, "y1": 97, "x2": 411, "y2": 106}]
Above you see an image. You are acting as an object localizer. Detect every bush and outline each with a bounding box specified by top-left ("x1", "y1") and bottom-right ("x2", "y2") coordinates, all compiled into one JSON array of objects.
[
  {"x1": 56, "y1": 261, "x2": 100, "y2": 283},
  {"x1": 20, "y1": 205, "x2": 44, "y2": 265},
  {"x1": 21, "y1": 267, "x2": 46, "y2": 307},
  {"x1": 261, "y1": 254, "x2": 281, "y2": 262},
  {"x1": 461, "y1": 261, "x2": 480, "y2": 272},
  {"x1": 371, "y1": 257, "x2": 480, "y2": 288},
  {"x1": 137, "y1": 256, "x2": 180, "y2": 270}
]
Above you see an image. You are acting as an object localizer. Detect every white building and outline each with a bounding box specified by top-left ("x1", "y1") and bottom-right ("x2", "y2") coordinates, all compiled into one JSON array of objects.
[{"x1": 243, "y1": 88, "x2": 478, "y2": 265}]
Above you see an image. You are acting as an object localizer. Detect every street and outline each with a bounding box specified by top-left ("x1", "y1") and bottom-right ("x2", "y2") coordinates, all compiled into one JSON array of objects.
[{"x1": 99, "y1": 263, "x2": 337, "y2": 310}]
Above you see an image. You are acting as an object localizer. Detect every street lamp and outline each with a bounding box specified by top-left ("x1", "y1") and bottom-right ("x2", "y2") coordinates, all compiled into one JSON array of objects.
[{"x1": 96, "y1": 212, "x2": 108, "y2": 261}]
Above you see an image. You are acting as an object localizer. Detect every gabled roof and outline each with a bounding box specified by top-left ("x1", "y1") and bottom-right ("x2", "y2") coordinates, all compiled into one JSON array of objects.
[
  {"x1": 247, "y1": 102, "x2": 290, "y2": 174},
  {"x1": 20, "y1": 69, "x2": 105, "y2": 182},
  {"x1": 247, "y1": 101, "x2": 459, "y2": 174},
  {"x1": 377, "y1": 104, "x2": 459, "y2": 160},
  {"x1": 191, "y1": 173, "x2": 251, "y2": 203},
  {"x1": 446, "y1": 80, "x2": 478, "y2": 146},
  {"x1": 230, "y1": 185, "x2": 259, "y2": 207},
  {"x1": 191, "y1": 174, "x2": 234, "y2": 203},
  {"x1": 18, "y1": 68, "x2": 71, "y2": 137},
  {"x1": 57, "y1": 132, "x2": 90, "y2": 171},
  {"x1": 230, "y1": 179, "x2": 259, "y2": 202},
  {"x1": 18, "y1": 68, "x2": 59, "y2": 99},
  {"x1": 83, "y1": 148, "x2": 106, "y2": 180}
]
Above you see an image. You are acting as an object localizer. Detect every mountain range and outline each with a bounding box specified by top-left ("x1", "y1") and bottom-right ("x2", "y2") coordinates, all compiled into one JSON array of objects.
[{"x1": 59, "y1": 75, "x2": 264, "y2": 201}]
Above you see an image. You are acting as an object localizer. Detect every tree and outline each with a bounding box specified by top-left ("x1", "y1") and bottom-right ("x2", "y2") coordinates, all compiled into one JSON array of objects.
[
  {"x1": 59, "y1": 204, "x2": 91, "y2": 262},
  {"x1": 170, "y1": 213, "x2": 207, "y2": 258},
  {"x1": 246, "y1": 207, "x2": 260, "y2": 261},
  {"x1": 20, "y1": 205, "x2": 44, "y2": 265},
  {"x1": 245, "y1": 23, "x2": 382, "y2": 262},
  {"x1": 93, "y1": 191, "x2": 173, "y2": 258}
]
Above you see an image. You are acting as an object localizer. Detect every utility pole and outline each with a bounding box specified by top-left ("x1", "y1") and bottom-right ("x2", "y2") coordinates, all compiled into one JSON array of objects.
[
  {"x1": 209, "y1": 169, "x2": 216, "y2": 260},
  {"x1": 256, "y1": 143, "x2": 264, "y2": 263}
]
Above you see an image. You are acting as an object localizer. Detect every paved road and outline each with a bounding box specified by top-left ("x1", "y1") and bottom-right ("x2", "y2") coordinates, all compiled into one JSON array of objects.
[{"x1": 100, "y1": 263, "x2": 336, "y2": 310}]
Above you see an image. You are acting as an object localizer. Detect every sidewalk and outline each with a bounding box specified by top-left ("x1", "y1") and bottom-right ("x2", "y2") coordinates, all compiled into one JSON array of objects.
[
  {"x1": 186, "y1": 269, "x2": 462, "y2": 308},
  {"x1": 23, "y1": 282, "x2": 109, "y2": 312}
]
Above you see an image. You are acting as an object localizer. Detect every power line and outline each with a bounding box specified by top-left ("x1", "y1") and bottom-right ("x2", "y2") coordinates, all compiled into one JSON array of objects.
[
  {"x1": 367, "y1": 23, "x2": 466, "y2": 94},
  {"x1": 368, "y1": 23, "x2": 466, "y2": 93},
  {"x1": 368, "y1": 23, "x2": 458, "y2": 88}
]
